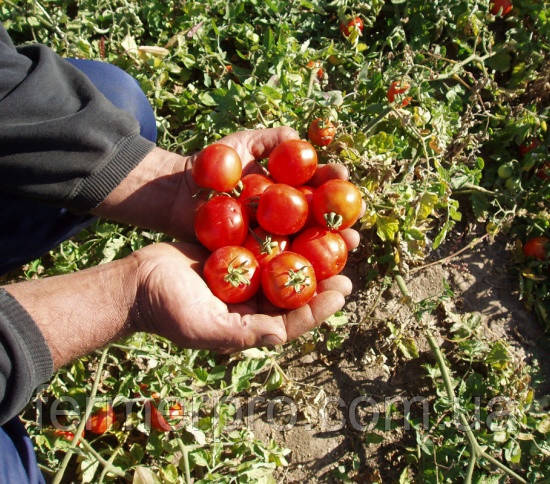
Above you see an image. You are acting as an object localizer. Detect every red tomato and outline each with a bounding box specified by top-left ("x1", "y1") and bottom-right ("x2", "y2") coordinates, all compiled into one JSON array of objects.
[
  {"x1": 192, "y1": 144, "x2": 242, "y2": 192},
  {"x1": 312, "y1": 179, "x2": 362, "y2": 230},
  {"x1": 297, "y1": 185, "x2": 315, "y2": 227},
  {"x1": 340, "y1": 16, "x2": 364, "y2": 37},
  {"x1": 267, "y1": 140, "x2": 318, "y2": 186},
  {"x1": 257, "y1": 184, "x2": 309, "y2": 235},
  {"x1": 387, "y1": 80, "x2": 410, "y2": 103},
  {"x1": 523, "y1": 236, "x2": 549, "y2": 260},
  {"x1": 316, "y1": 67, "x2": 325, "y2": 80},
  {"x1": 261, "y1": 252, "x2": 317, "y2": 309},
  {"x1": 519, "y1": 139, "x2": 540, "y2": 157},
  {"x1": 145, "y1": 400, "x2": 172, "y2": 432},
  {"x1": 194, "y1": 195, "x2": 248, "y2": 251},
  {"x1": 244, "y1": 227, "x2": 289, "y2": 267},
  {"x1": 308, "y1": 119, "x2": 336, "y2": 147},
  {"x1": 238, "y1": 174, "x2": 274, "y2": 223},
  {"x1": 291, "y1": 227, "x2": 348, "y2": 281},
  {"x1": 86, "y1": 404, "x2": 115, "y2": 435},
  {"x1": 169, "y1": 403, "x2": 184, "y2": 418},
  {"x1": 203, "y1": 246, "x2": 261, "y2": 303},
  {"x1": 491, "y1": 0, "x2": 513, "y2": 16}
]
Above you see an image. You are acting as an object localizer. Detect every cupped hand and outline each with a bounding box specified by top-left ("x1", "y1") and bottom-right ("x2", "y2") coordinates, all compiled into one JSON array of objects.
[{"x1": 132, "y1": 239, "x2": 356, "y2": 353}]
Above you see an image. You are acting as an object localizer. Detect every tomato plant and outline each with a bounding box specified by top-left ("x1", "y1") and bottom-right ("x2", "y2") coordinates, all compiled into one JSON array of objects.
[
  {"x1": 257, "y1": 184, "x2": 308, "y2": 235},
  {"x1": 523, "y1": 236, "x2": 549, "y2": 260},
  {"x1": 312, "y1": 179, "x2": 362, "y2": 230},
  {"x1": 261, "y1": 252, "x2": 316, "y2": 309},
  {"x1": 490, "y1": 0, "x2": 513, "y2": 16},
  {"x1": 203, "y1": 246, "x2": 261, "y2": 303},
  {"x1": 340, "y1": 16, "x2": 363, "y2": 37},
  {"x1": 291, "y1": 227, "x2": 348, "y2": 281},
  {"x1": 85, "y1": 404, "x2": 115, "y2": 435},
  {"x1": 238, "y1": 174, "x2": 274, "y2": 223},
  {"x1": 308, "y1": 119, "x2": 336, "y2": 147},
  {"x1": 192, "y1": 144, "x2": 242, "y2": 192},
  {"x1": 243, "y1": 227, "x2": 289, "y2": 267},
  {"x1": 267, "y1": 139, "x2": 317, "y2": 186},
  {"x1": 194, "y1": 195, "x2": 248, "y2": 251}
]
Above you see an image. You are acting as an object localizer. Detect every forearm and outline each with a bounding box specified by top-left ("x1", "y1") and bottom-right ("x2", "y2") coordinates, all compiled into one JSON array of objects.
[
  {"x1": 93, "y1": 147, "x2": 198, "y2": 240},
  {"x1": 3, "y1": 255, "x2": 139, "y2": 370}
]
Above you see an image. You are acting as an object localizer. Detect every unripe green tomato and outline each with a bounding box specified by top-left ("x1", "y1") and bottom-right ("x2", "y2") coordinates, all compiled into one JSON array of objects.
[
  {"x1": 505, "y1": 177, "x2": 521, "y2": 191},
  {"x1": 541, "y1": 120, "x2": 547, "y2": 132},
  {"x1": 521, "y1": 156, "x2": 537, "y2": 172},
  {"x1": 497, "y1": 162, "x2": 514, "y2": 179}
]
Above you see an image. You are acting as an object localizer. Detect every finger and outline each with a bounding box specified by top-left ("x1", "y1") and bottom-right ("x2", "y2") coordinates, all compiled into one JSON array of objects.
[
  {"x1": 246, "y1": 126, "x2": 300, "y2": 160},
  {"x1": 284, "y1": 290, "x2": 345, "y2": 341},
  {"x1": 340, "y1": 228, "x2": 361, "y2": 251},
  {"x1": 309, "y1": 163, "x2": 349, "y2": 187},
  {"x1": 317, "y1": 275, "x2": 352, "y2": 296}
]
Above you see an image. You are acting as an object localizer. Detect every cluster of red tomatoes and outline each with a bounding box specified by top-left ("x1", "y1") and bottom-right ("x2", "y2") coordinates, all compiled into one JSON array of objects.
[{"x1": 192, "y1": 139, "x2": 362, "y2": 310}]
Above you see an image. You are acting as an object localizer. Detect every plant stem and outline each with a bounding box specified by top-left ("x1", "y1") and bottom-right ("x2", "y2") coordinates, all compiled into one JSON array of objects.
[
  {"x1": 177, "y1": 439, "x2": 192, "y2": 484},
  {"x1": 394, "y1": 274, "x2": 527, "y2": 484}
]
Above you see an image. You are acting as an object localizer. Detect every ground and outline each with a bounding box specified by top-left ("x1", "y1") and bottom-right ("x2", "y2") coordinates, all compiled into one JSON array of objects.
[{"x1": 246, "y1": 228, "x2": 549, "y2": 482}]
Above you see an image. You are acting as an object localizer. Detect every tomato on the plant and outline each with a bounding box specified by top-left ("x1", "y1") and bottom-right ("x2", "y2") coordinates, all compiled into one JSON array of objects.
[
  {"x1": 86, "y1": 404, "x2": 115, "y2": 435},
  {"x1": 257, "y1": 184, "x2": 309, "y2": 235},
  {"x1": 238, "y1": 174, "x2": 274, "y2": 223},
  {"x1": 192, "y1": 144, "x2": 242, "y2": 192},
  {"x1": 523, "y1": 236, "x2": 549, "y2": 260},
  {"x1": 194, "y1": 195, "x2": 248, "y2": 251},
  {"x1": 261, "y1": 252, "x2": 317, "y2": 309},
  {"x1": 519, "y1": 139, "x2": 539, "y2": 157},
  {"x1": 312, "y1": 179, "x2": 362, "y2": 230},
  {"x1": 387, "y1": 80, "x2": 411, "y2": 104},
  {"x1": 291, "y1": 227, "x2": 348, "y2": 281},
  {"x1": 267, "y1": 140, "x2": 318, "y2": 186},
  {"x1": 491, "y1": 0, "x2": 513, "y2": 16},
  {"x1": 203, "y1": 246, "x2": 261, "y2": 303},
  {"x1": 145, "y1": 400, "x2": 172, "y2": 432},
  {"x1": 244, "y1": 227, "x2": 289, "y2": 267},
  {"x1": 340, "y1": 16, "x2": 364, "y2": 37},
  {"x1": 308, "y1": 119, "x2": 336, "y2": 147}
]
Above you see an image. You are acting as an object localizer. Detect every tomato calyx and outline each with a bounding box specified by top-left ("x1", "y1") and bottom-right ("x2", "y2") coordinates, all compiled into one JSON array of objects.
[
  {"x1": 284, "y1": 267, "x2": 312, "y2": 294},
  {"x1": 324, "y1": 211, "x2": 344, "y2": 230},
  {"x1": 224, "y1": 259, "x2": 252, "y2": 287}
]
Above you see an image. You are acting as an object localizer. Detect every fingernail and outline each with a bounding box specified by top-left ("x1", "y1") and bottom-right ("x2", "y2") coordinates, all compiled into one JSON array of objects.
[{"x1": 261, "y1": 334, "x2": 284, "y2": 346}]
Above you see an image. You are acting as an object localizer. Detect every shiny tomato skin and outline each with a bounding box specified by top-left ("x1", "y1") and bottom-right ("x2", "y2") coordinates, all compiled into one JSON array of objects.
[
  {"x1": 523, "y1": 236, "x2": 549, "y2": 260},
  {"x1": 261, "y1": 252, "x2": 317, "y2": 310},
  {"x1": 491, "y1": 0, "x2": 512, "y2": 16},
  {"x1": 86, "y1": 404, "x2": 115, "y2": 435},
  {"x1": 291, "y1": 227, "x2": 348, "y2": 281},
  {"x1": 267, "y1": 140, "x2": 318, "y2": 186},
  {"x1": 192, "y1": 144, "x2": 242, "y2": 192},
  {"x1": 244, "y1": 228, "x2": 289, "y2": 267},
  {"x1": 312, "y1": 179, "x2": 362, "y2": 231},
  {"x1": 308, "y1": 119, "x2": 336, "y2": 147},
  {"x1": 257, "y1": 184, "x2": 308, "y2": 235},
  {"x1": 238, "y1": 174, "x2": 274, "y2": 223},
  {"x1": 297, "y1": 185, "x2": 315, "y2": 227},
  {"x1": 194, "y1": 196, "x2": 248, "y2": 251},
  {"x1": 203, "y1": 246, "x2": 260, "y2": 303},
  {"x1": 340, "y1": 16, "x2": 364, "y2": 37}
]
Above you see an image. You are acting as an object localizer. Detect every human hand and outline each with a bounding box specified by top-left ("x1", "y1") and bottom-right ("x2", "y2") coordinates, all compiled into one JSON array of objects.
[{"x1": 132, "y1": 240, "x2": 356, "y2": 352}]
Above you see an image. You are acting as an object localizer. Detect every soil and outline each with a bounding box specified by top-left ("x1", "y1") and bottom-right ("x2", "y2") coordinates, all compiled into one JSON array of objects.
[{"x1": 246, "y1": 229, "x2": 550, "y2": 482}]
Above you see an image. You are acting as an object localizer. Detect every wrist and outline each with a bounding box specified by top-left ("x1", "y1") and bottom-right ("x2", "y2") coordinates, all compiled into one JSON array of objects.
[
  {"x1": 3, "y1": 254, "x2": 140, "y2": 369},
  {"x1": 93, "y1": 147, "x2": 199, "y2": 240}
]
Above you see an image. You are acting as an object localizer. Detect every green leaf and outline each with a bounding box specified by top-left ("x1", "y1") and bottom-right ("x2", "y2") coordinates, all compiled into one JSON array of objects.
[
  {"x1": 365, "y1": 432, "x2": 385, "y2": 444},
  {"x1": 486, "y1": 51, "x2": 512, "y2": 73},
  {"x1": 376, "y1": 215, "x2": 400, "y2": 242}
]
